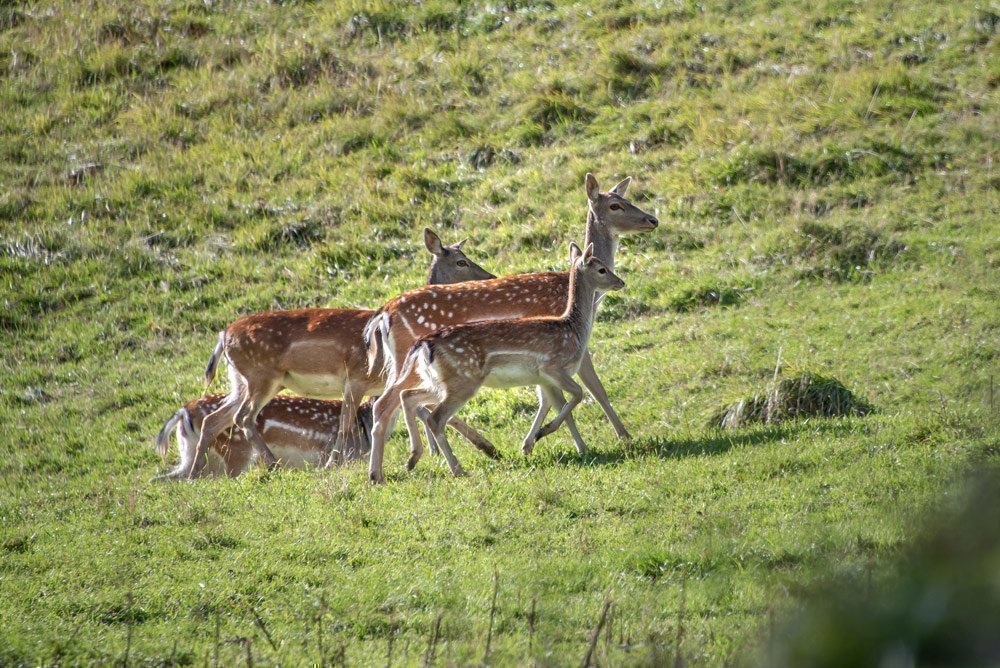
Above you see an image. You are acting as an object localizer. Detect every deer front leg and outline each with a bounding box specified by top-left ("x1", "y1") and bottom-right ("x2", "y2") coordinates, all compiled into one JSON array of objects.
[
  {"x1": 447, "y1": 417, "x2": 500, "y2": 459},
  {"x1": 578, "y1": 350, "x2": 631, "y2": 440},
  {"x1": 534, "y1": 385, "x2": 589, "y2": 455},
  {"x1": 534, "y1": 370, "x2": 584, "y2": 443}
]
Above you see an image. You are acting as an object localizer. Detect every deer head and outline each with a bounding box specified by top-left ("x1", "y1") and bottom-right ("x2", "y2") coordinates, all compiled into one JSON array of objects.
[
  {"x1": 424, "y1": 228, "x2": 496, "y2": 284},
  {"x1": 585, "y1": 173, "x2": 658, "y2": 235},
  {"x1": 570, "y1": 241, "x2": 626, "y2": 301}
]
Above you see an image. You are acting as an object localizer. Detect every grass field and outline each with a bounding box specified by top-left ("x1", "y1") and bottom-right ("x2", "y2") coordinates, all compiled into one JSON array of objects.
[{"x1": 1, "y1": 0, "x2": 998, "y2": 664}]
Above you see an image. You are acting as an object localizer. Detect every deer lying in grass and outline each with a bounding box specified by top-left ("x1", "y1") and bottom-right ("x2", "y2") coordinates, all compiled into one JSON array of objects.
[
  {"x1": 154, "y1": 394, "x2": 372, "y2": 479},
  {"x1": 367, "y1": 174, "x2": 657, "y2": 483},
  {"x1": 187, "y1": 228, "x2": 493, "y2": 478},
  {"x1": 388, "y1": 243, "x2": 625, "y2": 478}
]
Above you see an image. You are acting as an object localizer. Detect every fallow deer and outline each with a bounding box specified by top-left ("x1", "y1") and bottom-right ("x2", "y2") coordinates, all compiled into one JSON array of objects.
[
  {"x1": 187, "y1": 228, "x2": 493, "y2": 478},
  {"x1": 389, "y1": 243, "x2": 624, "y2": 478},
  {"x1": 367, "y1": 174, "x2": 657, "y2": 483},
  {"x1": 154, "y1": 394, "x2": 373, "y2": 479}
]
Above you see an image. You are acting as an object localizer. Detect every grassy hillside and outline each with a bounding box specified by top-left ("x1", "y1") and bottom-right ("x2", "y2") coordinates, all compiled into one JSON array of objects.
[{"x1": 1, "y1": 0, "x2": 997, "y2": 664}]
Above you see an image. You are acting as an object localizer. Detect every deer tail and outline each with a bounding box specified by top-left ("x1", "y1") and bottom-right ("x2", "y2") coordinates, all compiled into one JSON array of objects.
[
  {"x1": 363, "y1": 309, "x2": 384, "y2": 375},
  {"x1": 155, "y1": 408, "x2": 186, "y2": 463},
  {"x1": 204, "y1": 330, "x2": 226, "y2": 391}
]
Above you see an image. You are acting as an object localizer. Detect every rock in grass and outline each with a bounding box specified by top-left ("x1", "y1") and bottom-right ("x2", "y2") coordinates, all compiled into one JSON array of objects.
[{"x1": 709, "y1": 372, "x2": 871, "y2": 430}]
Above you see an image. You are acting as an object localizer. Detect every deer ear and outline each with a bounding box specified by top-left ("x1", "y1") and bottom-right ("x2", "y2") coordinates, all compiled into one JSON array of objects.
[
  {"x1": 424, "y1": 228, "x2": 444, "y2": 256},
  {"x1": 453, "y1": 238, "x2": 468, "y2": 250},
  {"x1": 585, "y1": 173, "x2": 600, "y2": 202},
  {"x1": 569, "y1": 241, "x2": 583, "y2": 264},
  {"x1": 610, "y1": 176, "x2": 631, "y2": 197},
  {"x1": 582, "y1": 242, "x2": 595, "y2": 262}
]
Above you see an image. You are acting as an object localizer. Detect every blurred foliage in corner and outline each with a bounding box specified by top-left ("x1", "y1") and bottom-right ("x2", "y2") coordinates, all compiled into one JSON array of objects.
[{"x1": 767, "y1": 461, "x2": 1000, "y2": 667}]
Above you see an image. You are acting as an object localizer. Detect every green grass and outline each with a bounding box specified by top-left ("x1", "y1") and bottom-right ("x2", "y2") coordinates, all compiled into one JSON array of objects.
[{"x1": 1, "y1": 0, "x2": 998, "y2": 664}]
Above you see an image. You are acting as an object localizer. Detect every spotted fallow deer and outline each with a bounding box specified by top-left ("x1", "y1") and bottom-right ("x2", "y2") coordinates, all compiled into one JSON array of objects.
[
  {"x1": 154, "y1": 394, "x2": 373, "y2": 479},
  {"x1": 186, "y1": 228, "x2": 494, "y2": 478},
  {"x1": 367, "y1": 173, "x2": 658, "y2": 483},
  {"x1": 388, "y1": 243, "x2": 625, "y2": 478}
]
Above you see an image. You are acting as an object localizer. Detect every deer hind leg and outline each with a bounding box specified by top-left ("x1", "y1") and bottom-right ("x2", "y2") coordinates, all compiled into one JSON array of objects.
[
  {"x1": 578, "y1": 350, "x2": 631, "y2": 440},
  {"x1": 401, "y1": 388, "x2": 439, "y2": 471},
  {"x1": 369, "y1": 384, "x2": 406, "y2": 484},
  {"x1": 418, "y1": 408, "x2": 498, "y2": 460},
  {"x1": 522, "y1": 386, "x2": 552, "y2": 456},
  {"x1": 534, "y1": 369, "x2": 584, "y2": 444},
  {"x1": 333, "y1": 380, "x2": 366, "y2": 463},
  {"x1": 421, "y1": 419, "x2": 438, "y2": 456},
  {"x1": 425, "y1": 385, "x2": 478, "y2": 478},
  {"x1": 188, "y1": 394, "x2": 242, "y2": 478},
  {"x1": 233, "y1": 377, "x2": 281, "y2": 470},
  {"x1": 218, "y1": 432, "x2": 254, "y2": 476}
]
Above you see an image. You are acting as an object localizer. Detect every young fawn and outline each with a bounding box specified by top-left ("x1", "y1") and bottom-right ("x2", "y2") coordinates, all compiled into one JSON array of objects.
[
  {"x1": 383, "y1": 242, "x2": 625, "y2": 480},
  {"x1": 154, "y1": 394, "x2": 373, "y2": 479},
  {"x1": 187, "y1": 228, "x2": 492, "y2": 478},
  {"x1": 367, "y1": 174, "x2": 656, "y2": 483}
]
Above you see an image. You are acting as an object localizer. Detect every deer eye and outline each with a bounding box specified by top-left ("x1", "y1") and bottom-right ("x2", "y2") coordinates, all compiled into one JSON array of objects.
[
  {"x1": 598, "y1": 267, "x2": 607, "y2": 274},
  {"x1": 609, "y1": 203, "x2": 622, "y2": 210},
  {"x1": 456, "y1": 260, "x2": 469, "y2": 267}
]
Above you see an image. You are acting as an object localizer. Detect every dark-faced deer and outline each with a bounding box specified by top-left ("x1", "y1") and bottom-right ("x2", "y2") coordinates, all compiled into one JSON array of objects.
[
  {"x1": 390, "y1": 243, "x2": 624, "y2": 478},
  {"x1": 186, "y1": 229, "x2": 493, "y2": 478},
  {"x1": 155, "y1": 394, "x2": 373, "y2": 479},
  {"x1": 367, "y1": 174, "x2": 658, "y2": 483}
]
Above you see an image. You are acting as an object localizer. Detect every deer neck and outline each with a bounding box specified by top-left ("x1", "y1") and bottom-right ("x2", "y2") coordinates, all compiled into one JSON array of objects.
[
  {"x1": 563, "y1": 268, "x2": 599, "y2": 352},
  {"x1": 584, "y1": 208, "x2": 619, "y2": 272}
]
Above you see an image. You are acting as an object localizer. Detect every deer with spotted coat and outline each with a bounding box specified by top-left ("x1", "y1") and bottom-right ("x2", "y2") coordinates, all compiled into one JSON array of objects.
[
  {"x1": 154, "y1": 394, "x2": 373, "y2": 479},
  {"x1": 390, "y1": 243, "x2": 624, "y2": 478},
  {"x1": 367, "y1": 174, "x2": 658, "y2": 484},
  {"x1": 186, "y1": 229, "x2": 494, "y2": 478}
]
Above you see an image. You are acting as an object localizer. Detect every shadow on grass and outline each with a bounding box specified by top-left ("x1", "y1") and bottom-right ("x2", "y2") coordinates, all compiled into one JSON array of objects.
[{"x1": 539, "y1": 418, "x2": 864, "y2": 469}]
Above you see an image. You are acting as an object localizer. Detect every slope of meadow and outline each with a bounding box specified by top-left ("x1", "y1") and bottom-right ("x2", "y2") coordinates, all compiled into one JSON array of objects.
[{"x1": 1, "y1": 0, "x2": 997, "y2": 664}]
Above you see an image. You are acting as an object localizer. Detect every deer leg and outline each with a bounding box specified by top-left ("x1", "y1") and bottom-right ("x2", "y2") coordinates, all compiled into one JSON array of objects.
[
  {"x1": 535, "y1": 370, "x2": 584, "y2": 443},
  {"x1": 578, "y1": 350, "x2": 631, "y2": 440},
  {"x1": 447, "y1": 417, "x2": 500, "y2": 459},
  {"x1": 527, "y1": 384, "x2": 589, "y2": 455},
  {"x1": 422, "y1": 421, "x2": 438, "y2": 456},
  {"x1": 370, "y1": 385, "x2": 404, "y2": 484},
  {"x1": 420, "y1": 410, "x2": 498, "y2": 459},
  {"x1": 233, "y1": 380, "x2": 281, "y2": 470},
  {"x1": 187, "y1": 394, "x2": 242, "y2": 478},
  {"x1": 425, "y1": 389, "x2": 476, "y2": 478},
  {"x1": 545, "y1": 386, "x2": 588, "y2": 455},
  {"x1": 401, "y1": 388, "x2": 438, "y2": 471},
  {"x1": 522, "y1": 386, "x2": 552, "y2": 456},
  {"x1": 332, "y1": 380, "x2": 366, "y2": 464},
  {"x1": 219, "y1": 432, "x2": 254, "y2": 477}
]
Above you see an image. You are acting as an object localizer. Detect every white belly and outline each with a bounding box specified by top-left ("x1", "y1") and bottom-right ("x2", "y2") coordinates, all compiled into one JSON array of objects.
[
  {"x1": 282, "y1": 371, "x2": 345, "y2": 398},
  {"x1": 482, "y1": 356, "x2": 544, "y2": 389},
  {"x1": 268, "y1": 444, "x2": 326, "y2": 469}
]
